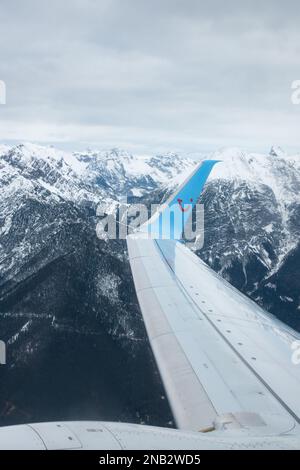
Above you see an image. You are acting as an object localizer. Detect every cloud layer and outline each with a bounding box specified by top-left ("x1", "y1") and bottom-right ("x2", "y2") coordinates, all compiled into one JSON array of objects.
[{"x1": 0, "y1": 0, "x2": 300, "y2": 154}]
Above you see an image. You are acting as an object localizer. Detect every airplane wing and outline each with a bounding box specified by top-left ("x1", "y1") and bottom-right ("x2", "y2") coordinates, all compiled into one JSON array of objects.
[{"x1": 127, "y1": 161, "x2": 300, "y2": 435}]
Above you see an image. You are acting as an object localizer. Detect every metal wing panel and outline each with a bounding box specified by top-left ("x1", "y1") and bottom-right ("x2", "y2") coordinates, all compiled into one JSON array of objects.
[
  {"x1": 127, "y1": 236, "x2": 217, "y2": 431},
  {"x1": 127, "y1": 235, "x2": 300, "y2": 433},
  {"x1": 159, "y1": 239, "x2": 300, "y2": 421}
]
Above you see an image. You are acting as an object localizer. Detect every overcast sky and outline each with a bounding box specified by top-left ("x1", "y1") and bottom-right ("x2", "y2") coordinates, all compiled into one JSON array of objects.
[{"x1": 0, "y1": 0, "x2": 300, "y2": 155}]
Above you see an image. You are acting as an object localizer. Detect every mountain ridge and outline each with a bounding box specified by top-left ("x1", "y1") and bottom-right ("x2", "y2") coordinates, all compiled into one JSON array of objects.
[{"x1": 0, "y1": 142, "x2": 299, "y2": 426}]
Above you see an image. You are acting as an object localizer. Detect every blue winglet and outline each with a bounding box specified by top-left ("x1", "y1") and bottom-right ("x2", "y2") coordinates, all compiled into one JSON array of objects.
[{"x1": 142, "y1": 160, "x2": 220, "y2": 240}]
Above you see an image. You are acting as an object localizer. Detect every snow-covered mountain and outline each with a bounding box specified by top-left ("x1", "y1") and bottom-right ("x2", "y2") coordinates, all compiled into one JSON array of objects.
[
  {"x1": 75, "y1": 148, "x2": 196, "y2": 197},
  {"x1": 195, "y1": 147, "x2": 300, "y2": 329},
  {"x1": 0, "y1": 142, "x2": 299, "y2": 427},
  {"x1": 0, "y1": 143, "x2": 194, "y2": 428},
  {"x1": 0, "y1": 143, "x2": 195, "y2": 203},
  {"x1": 204, "y1": 146, "x2": 300, "y2": 261}
]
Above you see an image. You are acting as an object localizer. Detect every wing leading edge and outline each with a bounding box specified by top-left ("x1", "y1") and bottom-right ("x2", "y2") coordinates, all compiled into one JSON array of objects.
[{"x1": 127, "y1": 162, "x2": 300, "y2": 436}]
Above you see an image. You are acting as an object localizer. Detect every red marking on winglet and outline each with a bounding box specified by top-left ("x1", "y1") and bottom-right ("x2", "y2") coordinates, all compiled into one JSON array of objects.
[{"x1": 177, "y1": 198, "x2": 191, "y2": 213}]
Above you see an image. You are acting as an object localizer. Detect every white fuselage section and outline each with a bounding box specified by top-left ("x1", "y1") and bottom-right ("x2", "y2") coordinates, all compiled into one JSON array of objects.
[{"x1": 0, "y1": 421, "x2": 299, "y2": 450}]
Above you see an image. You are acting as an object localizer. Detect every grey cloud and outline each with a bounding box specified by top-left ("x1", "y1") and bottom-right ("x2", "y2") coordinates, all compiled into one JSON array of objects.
[{"x1": 0, "y1": 0, "x2": 300, "y2": 154}]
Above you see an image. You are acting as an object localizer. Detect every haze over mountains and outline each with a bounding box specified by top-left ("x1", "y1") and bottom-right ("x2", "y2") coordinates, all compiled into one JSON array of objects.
[{"x1": 0, "y1": 142, "x2": 299, "y2": 426}]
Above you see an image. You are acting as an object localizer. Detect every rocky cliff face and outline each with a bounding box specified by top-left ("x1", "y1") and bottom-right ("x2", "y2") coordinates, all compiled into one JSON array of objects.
[{"x1": 196, "y1": 148, "x2": 300, "y2": 330}]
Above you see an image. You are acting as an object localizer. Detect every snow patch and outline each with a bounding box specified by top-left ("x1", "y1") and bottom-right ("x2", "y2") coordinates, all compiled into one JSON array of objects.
[
  {"x1": 96, "y1": 273, "x2": 121, "y2": 304},
  {"x1": 264, "y1": 223, "x2": 274, "y2": 234}
]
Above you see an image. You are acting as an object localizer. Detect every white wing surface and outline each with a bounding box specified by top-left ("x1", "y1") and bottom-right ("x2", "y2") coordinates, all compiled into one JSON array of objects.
[{"x1": 127, "y1": 162, "x2": 300, "y2": 435}]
